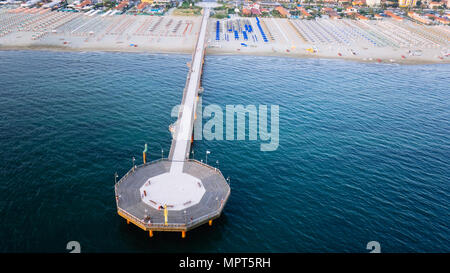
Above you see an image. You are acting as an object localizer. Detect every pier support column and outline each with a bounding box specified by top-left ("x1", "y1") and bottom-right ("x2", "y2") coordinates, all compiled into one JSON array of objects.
[
  {"x1": 209, "y1": 220, "x2": 213, "y2": 226},
  {"x1": 149, "y1": 230, "x2": 153, "y2": 237},
  {"x1": 182, "y1": 231, "x2": 186, "y2": 238}
]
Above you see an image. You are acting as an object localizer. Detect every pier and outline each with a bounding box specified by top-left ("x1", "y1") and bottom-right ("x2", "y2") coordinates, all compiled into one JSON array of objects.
[{"x1": 114, "y1": 8, "x2": 231, "y2": 238}]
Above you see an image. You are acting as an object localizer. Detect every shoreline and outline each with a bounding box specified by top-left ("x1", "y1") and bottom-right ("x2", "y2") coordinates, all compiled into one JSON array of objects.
[
  {"x1": 206, "y1": 48, "x2": 450, "y2": 65},
  {"x1": 0, "y1": 45, "x2": 448, "y2": 65},
  {"x1": 0, "y1": 10, "x2": 448, "y2": 66}
]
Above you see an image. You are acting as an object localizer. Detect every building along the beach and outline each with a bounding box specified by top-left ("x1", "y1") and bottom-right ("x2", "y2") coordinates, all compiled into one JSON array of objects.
[
  {"x1": 408, "y1": 11, "x2": 433, "y2": 24},
  {"x1": 296, "y1": 6, "x2": 312, "y2": 18},
  {"x1": 21, "y1": 0, "x2": 43, "y2": 7},
  {"x1": 345, "y1": 6, "x2": 358, "y2": 14},
  {"x1": 338, "y1": 0, "x2": 351, "y2": 4},
  {"x1": 322, "y1": 8, "x2": 340, "y2": 19},
  {"x1": 366, "y1": 0, "x2": 381, "y2": 6},
  {"x1": 115, "y1": 0, "x2": 129, "y2": 10},
  {"x1": 428, "y1": 1, "x2": 443, "y2": 8},
  {"x1": 374, "y1": 13, "x2": 384, "y2": 19},
  {"x1": 434, "y1": 16, "x2": 450, "y2": 25},
  {"x1": 385, "y1": 10, "x2": 404, "y2": 21},
  {"x1": 137, "y1": 1, "x2": 150, "y2": 11},
  {"x1": 356, "y1": 13, "x2": 369, "y2": 20},
  {"x1": 398, "y1": 0, "x2": 417, "y2": 7},
  {"x1": 352, "y1": 0, "x2": 366, "y2": 6},
  {"x1": 43, "y1": 0, "x2": 61, "y2": 9},
  {"x1": 274, "y1": 6, "x2": 289, "y2": 18},
  {"x1": 75, "y1": 0, "x2": 91, "y2": 9}
]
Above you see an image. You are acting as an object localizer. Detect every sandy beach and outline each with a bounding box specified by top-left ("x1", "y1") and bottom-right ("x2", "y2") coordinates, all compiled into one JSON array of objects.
[{"x1": 0, "y1": 7, "x2": 449, "y2": 64}]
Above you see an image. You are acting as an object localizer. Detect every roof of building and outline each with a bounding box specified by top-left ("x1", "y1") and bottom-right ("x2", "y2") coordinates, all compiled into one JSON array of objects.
[
  {"x1": 275, "y1": 6, "x2": 289, "y2": 17},
  {"x1": 251, "y1": 8, "x2": 261, "y2": 15}
]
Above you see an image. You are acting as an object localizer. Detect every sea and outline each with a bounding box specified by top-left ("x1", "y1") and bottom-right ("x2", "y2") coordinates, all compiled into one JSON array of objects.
[{"x1": 0, "y1": 50, "x2": 448, "y2": 252}]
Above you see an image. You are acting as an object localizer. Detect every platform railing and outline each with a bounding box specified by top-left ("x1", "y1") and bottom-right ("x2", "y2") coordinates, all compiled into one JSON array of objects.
[
  {"x1": 114, "y1": 158, "x2": 231, "y2": 229},
  {"x1": 115, "y1": 158, "x2": 226, "y2": 188},
  {"x1": 117, "y1": 189, "x2": 230, "y2": 230}
]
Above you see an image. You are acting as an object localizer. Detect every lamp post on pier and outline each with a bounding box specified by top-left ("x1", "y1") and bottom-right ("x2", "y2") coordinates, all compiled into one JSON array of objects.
[
  {"x1": 158, "y1": 143, "x2": 164, "y2": 160},
  {"x1": 206, "y1": 150, "x2": 210, "y2": 165}
]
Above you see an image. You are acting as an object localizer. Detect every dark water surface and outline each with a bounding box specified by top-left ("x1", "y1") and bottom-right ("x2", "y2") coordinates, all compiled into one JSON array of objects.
[{"x1": 0, "y1": 51, "x2": 448, "y2": 252}]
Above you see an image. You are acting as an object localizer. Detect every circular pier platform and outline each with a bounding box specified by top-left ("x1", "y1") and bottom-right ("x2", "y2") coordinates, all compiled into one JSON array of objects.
[{"x1": 115, "y1": 159, "x2": 230, "y2": 233}]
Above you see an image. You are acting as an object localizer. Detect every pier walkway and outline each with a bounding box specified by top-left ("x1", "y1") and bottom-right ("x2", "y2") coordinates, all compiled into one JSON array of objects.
[
  {"x1": 169, "y1": 7, "x2": 210, "y2": 172},
  {"x1": 114, "y1": 8, "x2": 230, "y2": 238}
]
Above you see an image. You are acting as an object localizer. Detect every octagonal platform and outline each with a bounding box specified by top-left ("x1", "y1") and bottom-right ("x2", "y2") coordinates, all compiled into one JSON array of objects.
[{"x1": 115, "y1": 159, "x2": 230, "y2": 232}]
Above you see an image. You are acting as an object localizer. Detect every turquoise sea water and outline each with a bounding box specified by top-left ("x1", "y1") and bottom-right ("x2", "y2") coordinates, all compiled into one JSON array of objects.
[{"x1": 0, "y1": 51, "x2": 449, "y2": 252}]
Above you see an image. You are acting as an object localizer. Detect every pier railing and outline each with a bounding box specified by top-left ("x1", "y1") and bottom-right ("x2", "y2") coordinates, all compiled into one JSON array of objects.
[
  {"x1": 115, "y1": 158, "x2": 228, "y2": 188},
  {"x1": 114, "y1": 158, "x2": 231, "y2": 231},
  {"x1": 117, "y1": 198, "x2": 229, "y2": 231}
]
